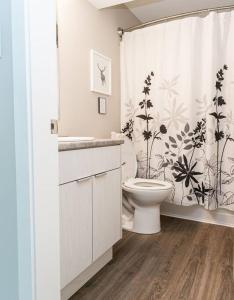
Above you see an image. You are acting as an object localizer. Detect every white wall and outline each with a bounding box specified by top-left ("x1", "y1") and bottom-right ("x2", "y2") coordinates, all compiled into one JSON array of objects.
[
  {"x1": 161, "y1": 203, "x2": 234, "y2": 227},
  {"x1": 57, "y1": 0, "x2": 140, "y2": 138},
  {"x1": 11, "y1": 0, "x2": 35, "y2": 298},
  {"x1": 127, "y1": 0, "x2": 234, "y2": 22},
  {"x1": 0, "y1": 1, "x2": 18, "y2": 299}
]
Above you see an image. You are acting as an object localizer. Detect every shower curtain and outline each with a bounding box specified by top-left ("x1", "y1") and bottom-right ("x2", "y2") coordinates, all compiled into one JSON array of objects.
[{"x1": 121, "y1": 10, "x2": 234, "y2": 211}]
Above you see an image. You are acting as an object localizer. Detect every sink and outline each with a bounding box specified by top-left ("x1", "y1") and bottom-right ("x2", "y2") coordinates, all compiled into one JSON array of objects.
[{"x1": 58, "y1": 137, "x2": 95, "y2": 142}]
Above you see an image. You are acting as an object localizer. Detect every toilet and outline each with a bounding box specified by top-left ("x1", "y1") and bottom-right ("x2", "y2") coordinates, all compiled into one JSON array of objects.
[{"x1": 122, "y1": 139, "x2": 173, "y2": 234}]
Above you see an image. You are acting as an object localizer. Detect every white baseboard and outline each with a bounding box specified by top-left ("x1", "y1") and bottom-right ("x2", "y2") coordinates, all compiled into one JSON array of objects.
[
  {"x1": 61, "y1": 248, "x2": 113, "y2": 300},
  {"x1": 161, "y1": 202, "x2": 234, "y2": 228}
]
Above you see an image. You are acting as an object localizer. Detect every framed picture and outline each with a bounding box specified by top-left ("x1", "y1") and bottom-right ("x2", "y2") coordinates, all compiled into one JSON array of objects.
[
  {"x1": 90, "y1": 50, "x2": 112, "y2": 95},
  {"x1": 98, "y1": 97, "x2": 107, "y2": 114}
]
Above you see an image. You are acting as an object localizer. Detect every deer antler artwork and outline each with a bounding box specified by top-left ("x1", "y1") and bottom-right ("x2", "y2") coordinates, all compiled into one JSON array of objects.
[{"x1": 97, "y1": 64, "x2": 106, "y2": 86}]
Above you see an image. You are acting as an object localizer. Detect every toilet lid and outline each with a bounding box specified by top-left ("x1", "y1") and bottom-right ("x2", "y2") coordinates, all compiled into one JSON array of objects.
[{"x1": 121, "y1": 138, "x2": 137, "y2": 182}]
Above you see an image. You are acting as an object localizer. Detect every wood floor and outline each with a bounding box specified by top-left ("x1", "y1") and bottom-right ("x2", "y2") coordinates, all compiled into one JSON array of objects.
[{"x1": 71, "y1": 216, "x2": 234, "y2": 300}]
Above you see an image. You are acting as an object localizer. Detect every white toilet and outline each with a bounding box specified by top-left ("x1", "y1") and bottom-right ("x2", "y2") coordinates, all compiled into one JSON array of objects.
[{"x1": 122, "y1": 139, "x2": 173, "y2": 234}]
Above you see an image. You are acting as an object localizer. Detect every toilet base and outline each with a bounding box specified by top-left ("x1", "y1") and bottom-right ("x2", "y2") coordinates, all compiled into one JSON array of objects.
[
  {"x1": 133, "y1": 204, "x2": 161, "y2": 234},
  {"x1": 122, "y1": 204, "x2": 161, "y2": 235}
]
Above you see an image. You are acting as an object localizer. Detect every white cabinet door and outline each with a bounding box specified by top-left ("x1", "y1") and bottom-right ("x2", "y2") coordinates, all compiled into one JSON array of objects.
[
  {"x1": 93, "y1": 169, "x2": 122, "y2": 261},
  {"x1": 60, "y1": 177, "x2": 93, "y2": 289}
]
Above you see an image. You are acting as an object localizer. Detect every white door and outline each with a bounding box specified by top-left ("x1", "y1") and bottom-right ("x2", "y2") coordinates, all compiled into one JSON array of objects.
[
  {"x1": 27, "y1": 1, "x2": 60, "y2": 299},
  {"x1": 93, "y1": 169, "x2": 122, "y2": 261},
  {"x1": 11, "y1": 0, "x2": 60, "y2": 299},
  {"x1": 60, "y1": 178, "x2": 93, "y2": 289}
]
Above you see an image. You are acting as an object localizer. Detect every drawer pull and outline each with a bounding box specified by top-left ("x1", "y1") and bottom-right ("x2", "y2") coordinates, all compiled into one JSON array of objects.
[
  {"x1": 95, "y1": 172, "x2": 107, "y2": 178},
  {"x1": 76, "y1": 177, "x2": 91, "y2": 183}
]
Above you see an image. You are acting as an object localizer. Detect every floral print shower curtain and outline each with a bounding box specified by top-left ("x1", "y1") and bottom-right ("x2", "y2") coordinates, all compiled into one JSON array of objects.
[{"x1": 121, "y1": 11, "x2": 234, "y2": 210}]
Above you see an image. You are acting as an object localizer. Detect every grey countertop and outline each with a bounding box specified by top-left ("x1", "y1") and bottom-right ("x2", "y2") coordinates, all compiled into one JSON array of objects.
[{"x1": 58, "y1": 138, "x2": 124, "y2": 152}]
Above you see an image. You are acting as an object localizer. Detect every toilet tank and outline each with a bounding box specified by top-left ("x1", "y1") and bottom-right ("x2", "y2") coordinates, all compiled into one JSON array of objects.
[{"x1": 121, "y1": 138, "x2": 137, "y2": 182}]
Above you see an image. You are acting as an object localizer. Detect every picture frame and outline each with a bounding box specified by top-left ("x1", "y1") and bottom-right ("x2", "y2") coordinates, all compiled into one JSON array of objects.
[
  {"x1": 98, "y1": 97, "x2": 107, "y2": 114},
  {"x1": 90, "y1": 49, "x2": 112, "y2": 95}
]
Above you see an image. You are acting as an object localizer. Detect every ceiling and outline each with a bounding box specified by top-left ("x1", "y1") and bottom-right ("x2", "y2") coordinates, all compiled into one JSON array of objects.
[
  {"x1": 126, "y1": 0, "x2": 234, "y2": 23},
  {"x1": 88, "y1": 0, "x2": 134, "y2": 9}
]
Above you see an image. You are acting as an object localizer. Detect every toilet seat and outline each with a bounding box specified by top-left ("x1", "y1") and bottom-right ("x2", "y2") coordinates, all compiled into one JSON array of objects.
[{"x1": 123, "y1": 178, "x2": 172, "y2": 191}]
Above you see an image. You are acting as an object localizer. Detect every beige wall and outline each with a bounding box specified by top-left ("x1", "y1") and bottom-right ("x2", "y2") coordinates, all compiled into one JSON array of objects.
[{"x1": 57, "y1": 0, "x2": 139, "y2": 138}]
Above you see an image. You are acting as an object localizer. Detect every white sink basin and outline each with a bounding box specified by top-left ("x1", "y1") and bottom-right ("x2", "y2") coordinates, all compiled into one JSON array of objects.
[{"x1": 58, "y1": 137, "x2": 95, "y2": 142}]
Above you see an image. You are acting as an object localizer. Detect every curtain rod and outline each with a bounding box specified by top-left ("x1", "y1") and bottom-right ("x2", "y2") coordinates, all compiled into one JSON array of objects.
[{"x1": 117, "y1": 5, "x2": 234, "y2": 39}]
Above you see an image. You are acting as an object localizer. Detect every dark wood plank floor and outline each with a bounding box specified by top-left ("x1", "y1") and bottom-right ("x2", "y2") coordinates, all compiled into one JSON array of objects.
[{"x1": 71, "y1": 216, "x2": 234, "y2": 300}]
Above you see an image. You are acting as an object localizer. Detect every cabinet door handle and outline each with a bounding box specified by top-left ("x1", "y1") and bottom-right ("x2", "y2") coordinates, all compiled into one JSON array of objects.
[
  {"x1": 76, "y1": 177, "x2": 91, "y2": 183},
  {"x1": 95, "y1": 172, "x2": 107, "y2": 178}
]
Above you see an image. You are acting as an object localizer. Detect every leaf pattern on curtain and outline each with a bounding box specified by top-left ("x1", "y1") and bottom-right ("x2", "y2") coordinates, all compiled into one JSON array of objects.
[{"x1": 122, "y1": 68, "x2": 234, "y2": 210}]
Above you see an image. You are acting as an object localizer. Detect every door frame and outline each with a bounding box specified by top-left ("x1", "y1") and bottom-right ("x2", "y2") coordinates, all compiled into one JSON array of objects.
[{"x1": 11, "y1": 0, "x2": 60, "y2": 299}]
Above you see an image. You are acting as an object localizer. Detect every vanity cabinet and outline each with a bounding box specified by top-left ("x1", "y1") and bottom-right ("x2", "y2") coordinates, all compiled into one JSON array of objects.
[{"x1": 59, "y1": 145, "x2": 122, "y2": 296}]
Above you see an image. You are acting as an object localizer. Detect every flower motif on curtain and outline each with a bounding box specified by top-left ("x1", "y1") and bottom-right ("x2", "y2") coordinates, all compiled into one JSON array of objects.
[
  {"x1": 159, "y1": 75, "x2": 179, "y2": 98},
  {"x1": 195, "y1": 95, "x2": 213, "y2": 117},
  {"x1": 122, "y1": 67, "x2": 234, "y2": 210},
  {"x1": 163, "y1": 98, "x2": 188, "y2": 130}
]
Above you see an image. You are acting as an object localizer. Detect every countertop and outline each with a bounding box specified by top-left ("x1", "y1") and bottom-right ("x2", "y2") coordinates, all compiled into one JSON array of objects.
[{"x1": 58, "y1": 138, "x2": 124, "y2": 152}]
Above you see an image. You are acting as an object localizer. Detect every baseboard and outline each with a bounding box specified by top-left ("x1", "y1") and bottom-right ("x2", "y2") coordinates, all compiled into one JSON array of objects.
[
  {"x1": 61, "y1": 248, "x2": 113, "y2": 300},
  {"x1": 161, "y1": 202, "x2": 234, "y2": 228}
]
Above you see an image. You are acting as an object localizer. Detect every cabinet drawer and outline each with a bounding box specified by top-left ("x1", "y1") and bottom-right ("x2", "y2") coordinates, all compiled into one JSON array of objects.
[{"x1": 59, "y1": 146, "x2": 121, "y2": 185}]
